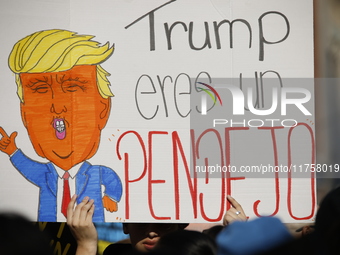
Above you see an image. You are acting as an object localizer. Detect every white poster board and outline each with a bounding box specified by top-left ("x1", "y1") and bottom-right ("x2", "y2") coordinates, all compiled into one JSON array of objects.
[{"x1": 0, "y1": 0, "x2": 315, "y2": 223}]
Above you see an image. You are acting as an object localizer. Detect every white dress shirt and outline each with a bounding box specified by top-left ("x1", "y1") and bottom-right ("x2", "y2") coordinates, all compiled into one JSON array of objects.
[{"x1": 55, "y1": 163, "x2": 82, "y2": 221}]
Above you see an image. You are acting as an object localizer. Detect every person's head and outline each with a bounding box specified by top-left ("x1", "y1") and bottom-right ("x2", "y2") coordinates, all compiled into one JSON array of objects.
[
  {"x1": 314, "y1": 186, "x2": 340, "y2": 254},
  {"x1": 0, "y1": 212, "x2": 53, "y2": 255},
  {"x1": 152, "y1": 229, "x2": 217, "y2": 255},
  {"x1": 122, "y1": 223, "x2": 188, "y2": 253},
  {"x1": 216, "y1": 217, "x2": 293, "y2": 255},
  {"x1": 202, "y1": 225, "x2": 224, "y2": 240},
  {"x1": 8, "y1": 29, "x2": 114, "y2": 170}
]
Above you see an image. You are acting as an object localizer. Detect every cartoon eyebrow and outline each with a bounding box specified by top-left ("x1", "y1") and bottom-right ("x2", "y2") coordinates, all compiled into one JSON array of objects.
[
  {"x1": 59, "y1": 74, "x2": 88, "y2": 84},
  {"x1": 197, "y1": 82, "x2": 223, "y2": 106}
]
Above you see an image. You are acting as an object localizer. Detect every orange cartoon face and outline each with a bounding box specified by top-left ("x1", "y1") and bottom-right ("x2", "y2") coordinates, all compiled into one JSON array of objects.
[{"x1": 19, "y1": 65, "x2": 111, "y2": 170}]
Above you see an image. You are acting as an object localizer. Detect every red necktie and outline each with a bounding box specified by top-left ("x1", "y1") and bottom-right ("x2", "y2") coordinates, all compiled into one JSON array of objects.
[{"x1": 61, "y1": 171, "x2": 71, "y2": 218}]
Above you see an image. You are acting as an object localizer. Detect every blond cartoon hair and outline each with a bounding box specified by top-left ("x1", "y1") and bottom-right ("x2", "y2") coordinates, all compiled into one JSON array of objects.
[{"x1": 8, "y1": 29, "x2": 114, "y2": 102}]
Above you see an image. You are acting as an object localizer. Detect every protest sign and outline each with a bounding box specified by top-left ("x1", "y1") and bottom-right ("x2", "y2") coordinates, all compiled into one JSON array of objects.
[{"x1": 0, "y1": 0, "x2": 315, "y2": 223}]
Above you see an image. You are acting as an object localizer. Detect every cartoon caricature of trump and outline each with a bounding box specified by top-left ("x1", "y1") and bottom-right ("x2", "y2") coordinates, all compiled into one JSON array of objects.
[{"x1": 0, "y1": 29, "x2": 122, "y2": 221}]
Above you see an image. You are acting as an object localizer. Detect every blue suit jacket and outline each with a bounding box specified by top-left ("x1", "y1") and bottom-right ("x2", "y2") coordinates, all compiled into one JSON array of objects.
[{"x1": 10, "y1": 149, "x2": 122, "y2": 222}]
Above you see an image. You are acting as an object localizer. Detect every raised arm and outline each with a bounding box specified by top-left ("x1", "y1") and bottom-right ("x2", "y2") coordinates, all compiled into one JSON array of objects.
[
  {"x1": 67, "y1": 195, "x2": 98, "y2": 255},
  {"x1": 0, "y1": 127, "x2": 18, "y2": 155}
]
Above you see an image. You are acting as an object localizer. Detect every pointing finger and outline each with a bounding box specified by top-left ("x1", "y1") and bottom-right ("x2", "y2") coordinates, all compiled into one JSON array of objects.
[
  {"x1": 227, "y1": 195, "x2": 245, "y2": 215},
  {"x1": 0, "y1": 127, "x2": 9, "y2": 139}
]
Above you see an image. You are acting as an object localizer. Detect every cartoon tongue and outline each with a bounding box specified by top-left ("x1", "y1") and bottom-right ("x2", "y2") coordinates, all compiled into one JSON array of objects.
[{"x1": 53, "y1": 118, "x2": 66, "y2": 140}]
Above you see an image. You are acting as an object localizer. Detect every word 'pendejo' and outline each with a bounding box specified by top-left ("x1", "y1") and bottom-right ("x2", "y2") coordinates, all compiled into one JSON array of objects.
[{"x1": 116, "y1": 125, "x2": 316, "y2": 222}]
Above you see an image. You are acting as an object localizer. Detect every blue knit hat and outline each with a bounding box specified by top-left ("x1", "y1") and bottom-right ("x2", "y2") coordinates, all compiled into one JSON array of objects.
[{"x1": 216, "y1": 217, "x2": 293, "y2": 255}]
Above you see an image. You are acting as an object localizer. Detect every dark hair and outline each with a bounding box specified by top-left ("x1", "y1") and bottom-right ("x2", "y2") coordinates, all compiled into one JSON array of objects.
[
  {"x1": 314, "y1": 186, "x2": 340, "y2": 254},
  {"x1": 150, "y1": 230, "x2": 217, "y2": 255},
  {"x1": 203, "y1": 225, "x2": 224, "y2": 240},
  {"x1": 0, "y1": 213, "x2": 53, "y2": 255},
  {"x1": 263, "y1": 187, "x2": 340, "y2": 255}
]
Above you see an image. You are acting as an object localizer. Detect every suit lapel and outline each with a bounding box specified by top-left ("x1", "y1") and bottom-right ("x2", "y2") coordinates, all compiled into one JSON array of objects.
[
  {"x1": 76, "y1": 161, "x2": 90, "y2": 196},
  {"x1": 46, "y1": 163, "x2": 58, "y2": 196}
]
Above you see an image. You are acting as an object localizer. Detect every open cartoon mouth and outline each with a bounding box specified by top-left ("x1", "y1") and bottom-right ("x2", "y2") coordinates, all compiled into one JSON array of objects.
[{"x1": 53, "y1": 118, "x2": 66, "y2": 140}]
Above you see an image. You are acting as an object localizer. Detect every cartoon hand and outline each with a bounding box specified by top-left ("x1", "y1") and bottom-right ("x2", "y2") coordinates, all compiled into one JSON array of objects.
[
  {"x1": 0, "y1": 127, "x2": 18, "y2": 156},
  {"x1": 102, "y1": 195, "x2": 118, "y2": 212},
  {"x1": 223, "y1": 195, "x2": 247, "y2": 226}
]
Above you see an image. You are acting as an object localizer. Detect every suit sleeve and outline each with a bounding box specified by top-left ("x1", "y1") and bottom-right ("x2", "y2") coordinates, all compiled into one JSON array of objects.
[
  {"x1": 10, "y1": 149, "x2": 49, "y2": 186},
  {"x1": 100, "y1": 166, "x2": 123, "y2": 202}
]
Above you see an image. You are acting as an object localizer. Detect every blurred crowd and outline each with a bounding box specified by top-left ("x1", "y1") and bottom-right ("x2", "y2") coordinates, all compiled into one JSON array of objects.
[{"x1": 2, "y1": 186, "x2": 340, "y2": 255}]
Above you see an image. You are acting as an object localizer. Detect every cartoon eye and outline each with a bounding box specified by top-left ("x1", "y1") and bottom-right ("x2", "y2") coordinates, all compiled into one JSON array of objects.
[
  {"x1": 32, "y1": 84, "x2": 50, "y2": 94},
  {"x1": 63, "y1": 83, "x2": 86, "y2": 92}
]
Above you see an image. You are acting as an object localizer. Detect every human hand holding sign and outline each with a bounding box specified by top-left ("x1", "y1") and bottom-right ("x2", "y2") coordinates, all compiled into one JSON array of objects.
[
  {"x1": 0, "y1": 127, "x2": 18, "y2": 156},
  {"x1": 223, "y1": 195, "x2": 247, "y2": 226},
  {"x1": 67, "y1": 195, "x2": 98, "y2": 255}
]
